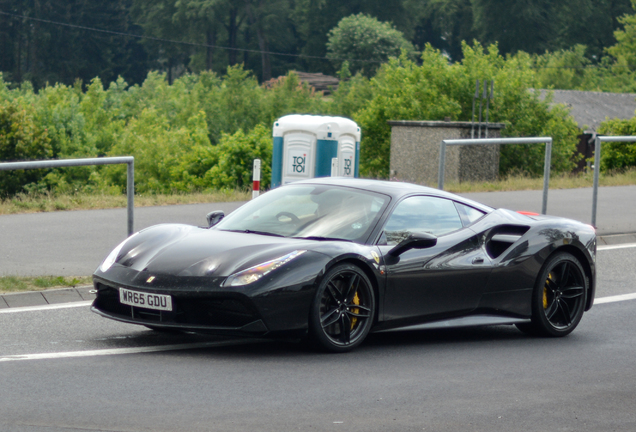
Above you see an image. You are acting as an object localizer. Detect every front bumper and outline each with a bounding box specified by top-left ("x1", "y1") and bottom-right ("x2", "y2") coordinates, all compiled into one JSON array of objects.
[{"x1": 92, "y1": 281, "x2": 269, "y2": 336}]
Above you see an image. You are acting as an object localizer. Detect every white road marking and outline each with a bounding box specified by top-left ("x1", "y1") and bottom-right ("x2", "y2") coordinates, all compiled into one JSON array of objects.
[
  {"x1": 0, "y1": 300, "x2": 92, "y2": 314},
  {"x1": 598, "y1": 242, "x2": 636, "y2": 251},
  {"x1": 0, "y1": 291, "x2": 634, "y2": 362},
  {"x1": 594, "y1": 293, "x2": 636, "y2": 304},
  {"x1": 0, "y1": 339, "x2": 256, "y2": 362}
]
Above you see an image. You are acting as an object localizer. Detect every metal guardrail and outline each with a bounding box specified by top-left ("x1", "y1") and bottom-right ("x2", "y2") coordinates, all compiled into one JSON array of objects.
[
  {"x1": 591, "y1": 136, "x2": 636, "y2": 227},
  {"x1": 438, "y1": 137, "x2": 553, "y2": 214},
  {"x1": 0, "y1": 157, "x2": 135, "y2": 235}
]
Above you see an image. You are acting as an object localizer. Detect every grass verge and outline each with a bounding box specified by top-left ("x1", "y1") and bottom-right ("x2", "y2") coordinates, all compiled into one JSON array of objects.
[
  {"x1": 0, "y1": 189, "x2": 251, "y2": 215},
  {"x1": 444, "y1": 168, "x2": 636, "y2": 193},
  {"x1": 0, "y1": 169, "x2": 635, "y2": 215},
  {"x1": 0, "y1": 276, "x2": 92, "y2": 294}
]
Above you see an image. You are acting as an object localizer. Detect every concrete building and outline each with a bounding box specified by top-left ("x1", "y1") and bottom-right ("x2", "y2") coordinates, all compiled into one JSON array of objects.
[{"x1": 388, "y1": 120, "x2": 505, "y2": 186}]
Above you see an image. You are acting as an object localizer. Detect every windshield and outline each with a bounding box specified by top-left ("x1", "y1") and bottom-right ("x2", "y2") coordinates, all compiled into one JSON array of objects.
[{"x1": 215, "y1": 184, "x2": 390, "y2": 242}]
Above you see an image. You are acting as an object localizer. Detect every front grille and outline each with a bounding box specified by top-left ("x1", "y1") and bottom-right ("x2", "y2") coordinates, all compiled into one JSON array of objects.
[{"x1": 93, "y1": 283, "x2": 259, "y2": 328}]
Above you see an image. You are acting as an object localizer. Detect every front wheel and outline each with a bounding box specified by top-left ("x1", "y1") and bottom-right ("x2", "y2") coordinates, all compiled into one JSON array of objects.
[
  {"x1": 309, "y1": 263, "x2": 375, "y2": 352},
  {"x1": 520, "y1": 252, "x2": 587, "y2": 337}
]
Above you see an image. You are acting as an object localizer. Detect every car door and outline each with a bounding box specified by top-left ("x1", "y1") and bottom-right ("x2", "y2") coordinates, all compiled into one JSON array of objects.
[{"x1": 378, "y1": 196, "x2": 493, "y2": 323}]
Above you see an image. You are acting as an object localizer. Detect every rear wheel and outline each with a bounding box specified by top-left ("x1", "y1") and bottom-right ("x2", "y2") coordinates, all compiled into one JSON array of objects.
[
  {"x1": 518, "y1": 252, "x2": 587, "y2": 337},
  {"x1": 309, "y1": 263, "x2": 375, "y2": 352}
]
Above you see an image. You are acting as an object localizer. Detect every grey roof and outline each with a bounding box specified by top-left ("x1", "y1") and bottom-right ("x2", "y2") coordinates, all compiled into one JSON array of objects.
[{"x1": 539, "y1": 89, "x2": 636, "y2": 131}]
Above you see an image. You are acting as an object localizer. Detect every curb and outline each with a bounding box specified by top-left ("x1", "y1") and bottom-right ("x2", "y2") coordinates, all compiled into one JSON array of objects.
[
  {"x1": 597, "y1": 232, "x2": 636, "y2": 245},
  {"x1": 0, "y1": 285, "x2": 94, "y2": 310},
  {"x1": 1, "y1": 232, "x2": 634, "y2": 310}
]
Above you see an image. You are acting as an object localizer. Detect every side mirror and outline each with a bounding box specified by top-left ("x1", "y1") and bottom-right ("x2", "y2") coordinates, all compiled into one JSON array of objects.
[
  {"x1": 388, "y1": 232, "x2": 437, "y2": 257},
  {"x1": 206, "y1": 210, "x2": 225, "y2": 227}
]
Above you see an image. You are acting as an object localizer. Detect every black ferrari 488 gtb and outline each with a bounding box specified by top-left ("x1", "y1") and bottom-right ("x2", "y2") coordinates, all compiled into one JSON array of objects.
[{"x1": 92, "y1": 178, "x2": 596, "y2": 352}]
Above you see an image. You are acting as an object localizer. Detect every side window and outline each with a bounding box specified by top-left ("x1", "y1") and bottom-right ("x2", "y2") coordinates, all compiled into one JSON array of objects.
[
  {"x1": 382, "y1": 196, "x2": 463, "y2": 245},
  {"x1": 454, "y1": 202, "x2": 486, "y2": 226}
]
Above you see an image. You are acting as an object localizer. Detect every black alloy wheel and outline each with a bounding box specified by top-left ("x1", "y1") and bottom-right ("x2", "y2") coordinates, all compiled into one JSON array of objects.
[
  {"x1": 309, "y1": 263, "x2": 375, "y2": 352},
  {"x1": 518, "y1": 252, "x2": 587, "y2": 337}
]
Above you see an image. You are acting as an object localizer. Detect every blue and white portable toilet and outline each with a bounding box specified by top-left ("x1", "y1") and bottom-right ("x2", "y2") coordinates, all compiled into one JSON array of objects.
[{"x1": 271, "y1": 115, "x2": 361, "y2": 188}]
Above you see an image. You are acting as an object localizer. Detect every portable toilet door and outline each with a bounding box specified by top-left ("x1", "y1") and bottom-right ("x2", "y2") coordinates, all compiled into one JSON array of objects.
[
  {"x1": 337, "y1": 134, "x2": 358, "y2": 178},
  {"x1": 282, "y1": 130, "x2": 316, "y2": 184},
  {"x1": 271, "y1": 115, "x2": 361, "y2": 188}
]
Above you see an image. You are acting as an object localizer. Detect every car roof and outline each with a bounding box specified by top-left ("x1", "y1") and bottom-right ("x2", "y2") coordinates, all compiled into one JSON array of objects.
[{"x1": 290, "y1": 177, "x2": 494, "y2": 212}]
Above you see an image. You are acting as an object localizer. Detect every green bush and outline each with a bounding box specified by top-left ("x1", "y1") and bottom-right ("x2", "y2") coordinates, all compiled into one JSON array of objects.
[
  {"x1": 0, "y1": 49, "x2": 589, "y2": 197},
  {"x1": 106, "y1": 110, "x2": 212, "y2": 194},
  {"x1": 0, "y1": 99, "x2": 53, "y2": 197},
  {"x1": 354, "y1": 43, "x2": 581, "y2": 178},
  {"x1": 597, "y1": 117, "x2": 636, "y2": 171},
  {"x1": 206, "y1": 125, "x2": 272, "y2": 190}
]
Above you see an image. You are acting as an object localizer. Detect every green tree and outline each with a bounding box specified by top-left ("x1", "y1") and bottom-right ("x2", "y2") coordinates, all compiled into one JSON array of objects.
[
  {"x1": 607, "y1": 0, "x2": 636, "y2": 69},
  {"x1": 327, "y1": 13, "x2": 416, "y2": 77},
  {"x1": 409, "y1": 0, "x2": 475, "y2": 61},
  {"x1": 556, "y1": 0, "x2": 633, "y2": 60},
  {"x1": 471, "y1": 0, "x2": 558, "y2": 55},
  {"x1": 0, "y1": 0, "x2": 147, "y2": 88},
  {"x1": 354, "y1": 43, "x2": 581, "y2": 178}
]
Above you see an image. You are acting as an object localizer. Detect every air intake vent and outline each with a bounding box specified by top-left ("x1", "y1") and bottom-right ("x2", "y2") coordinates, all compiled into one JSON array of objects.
[{"x1": 486, "y1": 225, "x2": 530, "y2": 259}]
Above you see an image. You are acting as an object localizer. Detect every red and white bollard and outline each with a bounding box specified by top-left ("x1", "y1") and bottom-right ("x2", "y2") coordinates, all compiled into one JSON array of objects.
[{"x1": 252, "y1": 159, "x2": 261, "y2": 199}]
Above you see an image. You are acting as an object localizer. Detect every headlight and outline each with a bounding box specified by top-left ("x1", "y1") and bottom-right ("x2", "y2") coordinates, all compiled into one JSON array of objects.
[
  {"x1": 99, "y1": 232, "x2": 139, "y2": 272},
  {"x1": 223, "y1": 250, "x2": 306, "y2": 287}
]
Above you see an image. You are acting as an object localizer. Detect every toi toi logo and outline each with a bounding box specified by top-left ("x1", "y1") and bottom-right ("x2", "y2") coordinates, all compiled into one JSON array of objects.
[
  {"x1": 344, "y1": 158, "x2": 352, "y2": 176},
  {"x1": 293, "y1": 155, "x2": 306, "y2": 173}
]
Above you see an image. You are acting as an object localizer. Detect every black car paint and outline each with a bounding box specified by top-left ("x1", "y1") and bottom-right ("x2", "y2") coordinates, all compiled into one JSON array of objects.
[{"x1": 92, "y1": 177, "x2": 596, "y2": 339}]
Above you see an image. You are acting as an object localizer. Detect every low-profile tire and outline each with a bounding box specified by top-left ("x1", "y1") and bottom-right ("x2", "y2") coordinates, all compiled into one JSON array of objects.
[
  {"x1": 308, "y1": 263, "x2": 375, "y2": 353},
  {"x1": 521, "y1": 252, "x2": 587, "y2": 337}
]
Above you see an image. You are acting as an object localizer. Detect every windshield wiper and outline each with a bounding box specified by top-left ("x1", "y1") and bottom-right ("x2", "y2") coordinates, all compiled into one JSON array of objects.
[
  {"x1": 294, "y1": 236, "x2": 352, "y2": 242},
  {"x1": 224, "y1": 229, "x2": 285, "y2": 237}
]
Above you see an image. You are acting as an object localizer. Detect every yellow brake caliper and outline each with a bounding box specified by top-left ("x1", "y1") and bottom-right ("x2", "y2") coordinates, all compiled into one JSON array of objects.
[
  {"x1": 543, "y1": 273, "x2": 553, "y2": 309},
  {"x1": 351, "y1": 292, "x2": 360, "y2": 330}
]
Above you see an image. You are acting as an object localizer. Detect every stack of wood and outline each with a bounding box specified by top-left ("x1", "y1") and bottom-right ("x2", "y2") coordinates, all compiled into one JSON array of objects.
[
  {"x1": 264, "y1": 71, "x2": 340, "y2": 95},
  {"x1": 293, "y1": 72, "x2": 339, "y2": 94}
]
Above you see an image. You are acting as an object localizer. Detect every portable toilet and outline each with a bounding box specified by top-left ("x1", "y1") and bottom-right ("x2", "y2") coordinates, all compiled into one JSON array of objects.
[{"x1": 271, "y1": 115, "x2": 361, "y2": 188}]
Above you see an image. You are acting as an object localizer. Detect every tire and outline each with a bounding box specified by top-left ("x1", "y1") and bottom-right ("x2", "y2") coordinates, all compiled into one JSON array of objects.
[
  {"x1": 308, "y1": 263, "x2": 375, "y2": 353},
  {"x1": 520, "y1": 252, "x2": 587, "y2": 337}
]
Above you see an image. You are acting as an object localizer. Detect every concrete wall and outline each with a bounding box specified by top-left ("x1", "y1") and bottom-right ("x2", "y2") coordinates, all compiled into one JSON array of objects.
[{"x1": 388, "y1": 120, "x2": 505, "y2": 185}]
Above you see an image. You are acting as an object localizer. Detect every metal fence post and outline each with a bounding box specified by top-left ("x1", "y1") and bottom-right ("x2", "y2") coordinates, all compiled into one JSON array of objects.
[
  {"x1": 438, "y1": 137, "x2": 552, "y2": 214},
  {"x1": 542, "y1": 139, "x2": 552, "y2": 215},
  {"x1": 591, "y1": 136, "x2": 601, "y2": 227},
  {"x1": 127, "y1": 159, "x2": 135, "y2": 235},
  {"x1": 438, "y1": 141, "x2": 447, "y2": 190},
  {"x1": 0, "y1": 156, "x2": 135, "y2": 236},
  {"x1": 590, "y1": 135, "x2": 636, "y2": 228}
]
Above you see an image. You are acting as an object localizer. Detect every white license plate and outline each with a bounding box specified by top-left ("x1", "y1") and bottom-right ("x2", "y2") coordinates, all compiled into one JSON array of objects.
[{"x1": 119, "y1": 288, "x2": 173, "y2": 312}]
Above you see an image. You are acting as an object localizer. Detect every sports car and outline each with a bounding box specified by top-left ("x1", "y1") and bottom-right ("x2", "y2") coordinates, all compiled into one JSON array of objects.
[{"x1": 91, "y1": 178, "x2": 596, "y2": 352}]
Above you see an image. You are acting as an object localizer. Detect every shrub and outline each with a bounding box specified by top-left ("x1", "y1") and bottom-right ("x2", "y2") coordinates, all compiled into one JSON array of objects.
[
  {"x1": 355, "y1": 43, "x2": 580, "y2": 178},
  {"x1": 597, "y1": 117, "x2": 636, "y2": 171},
  {"x1": 206, "y1": 125, "x2": 273, "y2": 190},
  {"x1": 0, "y1": 100, "x2": 53, "y2": 197}
]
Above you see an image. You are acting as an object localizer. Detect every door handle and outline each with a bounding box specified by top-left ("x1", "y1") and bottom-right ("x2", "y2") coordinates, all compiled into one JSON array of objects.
[{"x1": 472, "y1": 257, "x2": 484, "y2": 265}]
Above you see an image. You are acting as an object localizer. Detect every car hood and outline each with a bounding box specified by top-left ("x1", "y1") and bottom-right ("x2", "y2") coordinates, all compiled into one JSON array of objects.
[{"x1": 109, "y1": 224, "x2": 328, "y2": 277}]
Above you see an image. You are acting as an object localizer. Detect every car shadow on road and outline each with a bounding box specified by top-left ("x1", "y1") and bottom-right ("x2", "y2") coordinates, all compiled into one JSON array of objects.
[
  {"x1": 155, "y1": 324, "x2": 542, "y2": 358},
  {"x1": 91, "y1": 322, "x2": 589, "y2": 361}
]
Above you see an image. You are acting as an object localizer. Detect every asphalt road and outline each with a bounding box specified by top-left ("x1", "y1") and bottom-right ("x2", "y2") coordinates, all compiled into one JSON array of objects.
[
  {"x1": 0, "y1": 246, "x2": 634, "y2": 432},
  {"x1": 1, "y1": 185, "x2": 635, "y2": 277}
]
